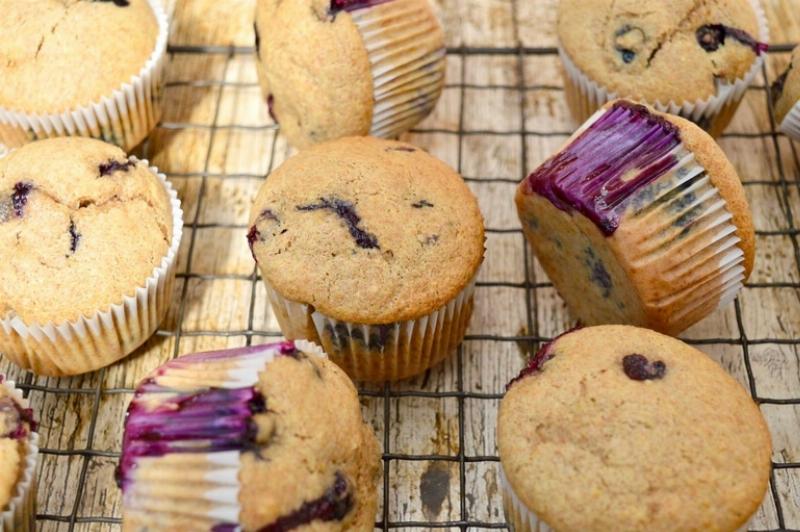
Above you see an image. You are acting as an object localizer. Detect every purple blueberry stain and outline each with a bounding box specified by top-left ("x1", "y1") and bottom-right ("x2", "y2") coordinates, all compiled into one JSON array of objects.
[
  {"x1": 0, "y1": 396, "x2": 36, "y2": 440},
  {"x1": 94, "y1": 0, "x2": 130, "y2": 5},
  {"x1": 329, "y1": 0, "x2": 392, "y2": 16},
  {"x1": 247, "y1": 225, "x2": 261, "y2": 261},
  {"x1": 696, "y1": 24, "x2": 768, "y2": 54},
  {"x1": 771, "y1": 65, "x2": 791, "y2": 105},
  {"x1": 412, "y1": 199, "x2": 434, "y2": 208},
  {"x1": 297, "y1": 197, "x2": 379, "y2": 249},
  {"x1": 99, "y1": 158, "x2": 134, "y2": 177},
  {"x1": 257, "y1": 471, "x2": 352, "y2": 532},
  {"x1": 254, "y1": 22, "x2": 261, "y2": 58},
  {"x1": 523, "y1": 100, "x2": 682, "y2": 236},
  {"x1": 622, "y1": 354, "x2": 666, "y2": 381},
  {"x1": 267, "y1": 94, "x2": 278, "y2": 123}
]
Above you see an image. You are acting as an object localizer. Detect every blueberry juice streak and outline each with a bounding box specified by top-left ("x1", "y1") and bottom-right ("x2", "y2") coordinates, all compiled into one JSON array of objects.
[
  {"x1": 116, "y1": 386, "x2": 266, "y2": 491},
  {"x1": 0, "y1": 396, "x2": 37, "y2": 440},
  {"x1": 523, "y1": 101, "x2": 681, "y2": 235}
]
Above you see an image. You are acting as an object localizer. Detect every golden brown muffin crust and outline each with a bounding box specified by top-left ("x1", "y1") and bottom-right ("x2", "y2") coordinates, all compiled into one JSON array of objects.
[
  {"x1": 250, "y1": 136, "x2": 485, "y2": 324},
  {"x1": 558, "y1": 0, "x2": 762, "y2": 104},
  {"x1": 0, "y1": 0, "x2": 158, "y2": 113},
  {"x1": 498, "y1": 325, "x2": 772, "y2": 532},
  {"x1": 0, "y1": 137, "x2": 172, "y2": 325}
]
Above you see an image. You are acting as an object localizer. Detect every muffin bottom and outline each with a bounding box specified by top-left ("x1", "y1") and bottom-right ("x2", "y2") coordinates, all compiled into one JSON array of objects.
[
  {"x1": 265, "y1": 280, "x2": 475, "y2": 382},
  {"x1": 562, "y1": 71, "x2": 745, "y2": 138}
]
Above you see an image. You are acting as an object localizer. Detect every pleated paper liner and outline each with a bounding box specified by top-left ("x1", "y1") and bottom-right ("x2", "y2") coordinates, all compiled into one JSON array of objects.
[
  {"x1": 0, "y1": 159, "x2": 183, "y2": 376},
  {"x1": 0, "y1": 378, "x2": 39, "y2": 532},
  {"x1": 349, "y1": 0, "x2": 446, "y2": 138},
  {"x1": 0, "y1": 0, "x2": 168, "y2": 152},
  {"x1": 559, "y1": 0, "x2": 769, "y2": 137},
  {"x1": 617, "y1": 149, "x2": 746, "y2": 333},
  {"x1": 265, "y1": 278, "x2": 476, "y2": 382},
  {"x1": 779, "y1": 98, "x2": 800, "y2": 140},
  {"x1": 500, "y1": 464, "x2": 755, "y2": 532},
  {"x1": 120, "y1": 341, "x2": 325, "y2": 530}
]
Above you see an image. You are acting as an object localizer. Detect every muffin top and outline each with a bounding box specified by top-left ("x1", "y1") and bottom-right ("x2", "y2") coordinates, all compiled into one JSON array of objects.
[
  {"x1": 0, "y1": 137, "x2": 173, "y2": 325},
  {"x1": 558, "y1": 0, "x2": 764, "y2": 104},
  {"x1": 0, "y1": 379, "x2": 35, "y2": 512},
  {"x1": 498, "y1": 325, "x2": 772, "y2": 532},
  {"x1": 249, "y1": 136, "x2": 485, "y2": 323},
  {"x1": 0, "y1": 0, "x2": 159, "y2": 114},
  {"x1": 772, "y1": 45, "x2": 800, "y2": 124},
  {"x1": 254, "y1": 0, "x2": 374, "y2": 148},
  {"x1": 119, "y1": 342, "x2": 379, "y2": 531}
]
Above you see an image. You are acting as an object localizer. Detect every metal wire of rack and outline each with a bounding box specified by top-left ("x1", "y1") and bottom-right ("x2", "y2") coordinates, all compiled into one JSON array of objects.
[{"x1": 4, "y1": 1, "x2": 800, "y2": 530}]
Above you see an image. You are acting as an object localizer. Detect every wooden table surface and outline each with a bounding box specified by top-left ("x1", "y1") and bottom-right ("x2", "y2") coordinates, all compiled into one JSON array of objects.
[{"x1": 1, "y1": 0, "x2": 799, "y2": 530}]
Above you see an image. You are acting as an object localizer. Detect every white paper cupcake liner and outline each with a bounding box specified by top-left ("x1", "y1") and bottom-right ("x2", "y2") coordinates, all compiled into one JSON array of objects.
[
  {"x1": 621, "y1": 150, "x2": 746, "y2": 331},
  {"x1": 121, "y1": 342, "x2": 326, "y2": 529},
  {"x1": 0, "y1": 0, "x2": 168, "y2": 152},
  {"x1": 349, "y1": 0, "x2": 446, "y2": 138},
  {"x1": 0, "y1": 159, "x2": 183, "y2": 376},
  {"x1": 559, "y1": 0, "x2": 769, "y2": 135},
  {"x1": 0, "y1": 379, "x2": 39, "y2": 532},
  {"x1": 778, "y1": 98, "x2": 800, "y2": 140},
  {"x1": 265, "y1": 277, "x2": 476, "y2": 382}
]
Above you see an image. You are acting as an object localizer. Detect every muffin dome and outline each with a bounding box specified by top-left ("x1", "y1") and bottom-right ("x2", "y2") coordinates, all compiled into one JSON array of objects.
[
  {"x1": 0, "y1": 0, "x2": 159, "y2": 114},
  {"x1": 558, "y1": 0, "x2": 764, "y2": 105},
  {"x1": 0, "y1": 137, "x2": 172, "y2": 325},
  {"x1": 254, "y1": 0, "x2": 445, "y2": 149},
  {"x1": 499, "y1": 326, "x2": 772, "y2": 531}
]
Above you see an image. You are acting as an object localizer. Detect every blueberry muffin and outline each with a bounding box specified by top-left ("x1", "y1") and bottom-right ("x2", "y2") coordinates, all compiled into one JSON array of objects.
[
  {"x1": 0, "y1": 137, "x2": 182, "y2": 376},
  {"x1": 118, "y1": 341, "x2": 380, "y2": 531},
  {"x1": 249, "y1": 136, "x2": 484, "y2": 381},
  {"x1": 254, "y1": 0, "x2": 445, "y2": 149},
  {"x1": 558, "y1": 0, "x2": 768, "y2": 137},
  {"x1": 0, "y1": 0, "x2": 168, "y2": 150},
  {"x1": 771, "y1": 45, "x2": 800, "y2": 139},
  {"x1": 498, "y1": 325, "x2": 772, "y2": 531},
  {"x1": 0, "y1": 376, "x2": 39, "y2": 532},
  {"x1": 516, "y1": 100, "x2": 753, "y2": 335}
]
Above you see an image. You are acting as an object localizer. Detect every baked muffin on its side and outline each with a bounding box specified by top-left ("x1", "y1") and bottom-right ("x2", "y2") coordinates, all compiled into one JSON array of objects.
[
  {"x1": 0, "y1": 0, "x2": 168, "y2": 150},
  {"x1": 254, "y1": 0, "x2": 445, "y2": 149},
  {"x1": 0, "y1": 138, "x2": 182, "y2": 376},
  {"x1": 249, "y1": 136, "x2": 484, "y2": 381},
  {"x1": 558, "y1": 0, "x2": 768, "y2": 137},
  {"x1": 771, "y1": 45, "x2": 800, "y2": 139},
  {"x1": 498, "y1": 326, "x2": 772, "y2": 532},
  {"x1": 516, "y1": 100, "x2": 754, "y2": 335},
  {"x1": 0, "y1": 376, "x2": 39, "y2": 532},
  {"x1": 118, "y1": 341, "x2": 380, "y2": 531}
]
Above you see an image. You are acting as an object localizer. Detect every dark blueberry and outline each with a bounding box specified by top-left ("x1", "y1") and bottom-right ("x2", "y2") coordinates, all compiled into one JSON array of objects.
[
  {"x1": 254, "y1": 22, "x2": 261, "y2": 58},
  {"x1": 622, "y1": 354, "x2": 666, "y2": 381},
  {"x1": 584, "y1": 248, "x2": 612, "y2": 298},
  {"x1": 423, "y1": 234, "x2": 439, "y2": 246},
  {"x1": 296, "y1": 197, "x2": 379, "y2": 249},
  {"x1": 94, "y1": 0, "x2": 130, "y2": 5},
  {"x1": 68, "y1": 220, "x2": 81, "y2": 254},
  {"x1": 411, "y1": 199, "x2": 434, "y2": 209},
  {"x1": 267, "y1": 94, "x2": 278, "y2": 123},
  {"x1": 523, "y1": 101, "x2": 681, "y2": 236},
  {"x1": 386, "y1": 146, "x2": 417, "y2": 153},
  {"x1": 247, "y1": 225, "x2": 261, "y2": 261},
  {"x1": 258, "y1": 208, "x2": 279, "y2": 222},
  {"x1": 258, "y1": 471, "x2": 352, "y2": 532},
  {"x1": 620, "y1": 49, "x2": 636, "y2": 63},
  {"x1": 696, "y1": 24, "x2": 768, "y2": 54},
  {"x1": 11, "y1": 182, "x2": 33, "y2": 218},
  {"x1": 99, "y1": 158, "x2": 134, "y2": 177}
]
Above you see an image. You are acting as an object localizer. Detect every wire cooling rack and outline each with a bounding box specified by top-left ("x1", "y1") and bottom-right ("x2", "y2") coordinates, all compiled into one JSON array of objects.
[{"x1": 2, "y1": 1, "x2": 799, "y2": 530}]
